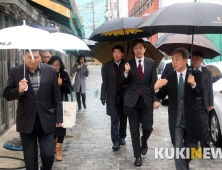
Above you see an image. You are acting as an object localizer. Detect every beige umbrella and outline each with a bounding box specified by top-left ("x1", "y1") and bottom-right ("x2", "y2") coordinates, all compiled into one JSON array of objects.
[{"x1": 93, "y1": 38, "x2": 164, "y2": 67}]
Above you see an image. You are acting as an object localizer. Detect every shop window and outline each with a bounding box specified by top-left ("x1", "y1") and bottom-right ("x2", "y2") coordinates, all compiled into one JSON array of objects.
[
  {"x1": 146, "y1": 0, "x2": 152, "y2": 11},
  {"x1": 140, "y1": 7, "x2": 143, "y2": 16},
  {"x1": 140, "y1": 0, "x2": 143, "y2": 6}
]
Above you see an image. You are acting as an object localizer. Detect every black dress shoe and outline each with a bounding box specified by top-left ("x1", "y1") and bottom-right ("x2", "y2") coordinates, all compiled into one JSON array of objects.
[
  {"x1": 134, "y1": 157, "x2": 142, "y2": 166},
  {"x1": 141, "y1": 136, "x2": 148, "y2": 155},
  {"x1": 40, "y1": 165, "x2": 52, "y2": 170},
  {"x1": 112, "y1": 143, "x2": 120, "y2": 151},
  {"x1": 141, "y1": 147, "x2": 148, "y2": 155},
  {"x1": 119, "y1": 138, "x2": 126, "y2": 145},
  {"x1": 84, "y1": 106, "x2": 87, "y2": 109}
]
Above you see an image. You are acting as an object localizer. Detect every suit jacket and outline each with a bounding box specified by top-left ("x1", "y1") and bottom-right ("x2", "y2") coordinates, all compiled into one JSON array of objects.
[
  {"x1": 101, "y1": 60, "x2": 126, "y2": 116},
  {"x1": 198, "y1": 66, "x2": 214, "y2": 112},
  {"x1": 155, "y1": 70, "x2": 205, "y2": 145},
  {"x1": 161, "y1": 62, "x2": 174, "y2": 79},
  {"x1": 71, "y1": 63, "x2": 89, "y2": 93},
  {"x1": 122, "y1": 57, "x2": 159, "y2": 108},
  {"x1": 3, "y1": 64, "x2": 63, "y2": 134}
]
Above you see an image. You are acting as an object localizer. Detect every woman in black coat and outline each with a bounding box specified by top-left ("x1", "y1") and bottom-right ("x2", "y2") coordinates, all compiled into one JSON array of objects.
[{"x1": 48, "y1": 56, "x2": 73, "y2": 161}]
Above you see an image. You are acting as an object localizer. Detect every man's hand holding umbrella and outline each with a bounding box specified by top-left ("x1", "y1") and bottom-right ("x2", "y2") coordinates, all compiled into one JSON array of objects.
[
  {"x1": 19, "y1": 79, "x2": 28, "y2": 94},
  {"x1": 124, "y1": 63, "x2": 131, "y2": 74}
]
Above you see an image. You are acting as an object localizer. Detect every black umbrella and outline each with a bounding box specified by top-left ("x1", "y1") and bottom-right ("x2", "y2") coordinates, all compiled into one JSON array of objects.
[
  {"x1": 137, "y1": 2, "x2": 222, "y2": 35},
  {"x1": 136, "y1": 2, "x2": 222, "y2": 72},
  {"x1": 89, "y1": 17, "x2": 151, "y2": 42},
  {"x1": 154, "y1": 33, "x2": 213, "y2": 48}
]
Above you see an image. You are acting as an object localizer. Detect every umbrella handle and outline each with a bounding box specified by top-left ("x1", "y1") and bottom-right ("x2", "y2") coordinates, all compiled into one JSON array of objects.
[
  {"x1": 19, "y1": 49, "x2": 28, "y2": 91},
  {"x1": 23, "y1": 78, "x2": 28, "y2": 91}
]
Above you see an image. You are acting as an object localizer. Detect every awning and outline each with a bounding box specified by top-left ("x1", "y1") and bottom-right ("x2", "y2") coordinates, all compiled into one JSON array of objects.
[
  {"x1": 26, "y1": 0, "x2": 78, "y2": 35},
  {"x1": 50, "y1": 0, "x2": 72, "y2": 10}
]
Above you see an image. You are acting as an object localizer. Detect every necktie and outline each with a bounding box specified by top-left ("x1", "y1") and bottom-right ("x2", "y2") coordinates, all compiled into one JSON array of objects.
[
  {"x1": 138, "y1": 60, "x2": 143, "y2": 94},
  {"x1": 195, "y1": 69, "x2": 201, "y2": 73},
  {"x1": 179, "y1": 73, "x2": 184, "y2": 94},
  {"x1": 138, "y1": 60, "x2": 143, "y2": 82}
]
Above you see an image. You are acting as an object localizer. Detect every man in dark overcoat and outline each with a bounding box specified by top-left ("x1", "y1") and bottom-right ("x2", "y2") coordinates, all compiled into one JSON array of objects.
[
  {"x1": 192, "y1": 51, "x2": 214, "y2": 158},
  {"x1": 101, "y1": 45, "x2": 127, "y2": 151},
  {"x1": 155, "y1": 48, "x2": 205, "y2": 170}
]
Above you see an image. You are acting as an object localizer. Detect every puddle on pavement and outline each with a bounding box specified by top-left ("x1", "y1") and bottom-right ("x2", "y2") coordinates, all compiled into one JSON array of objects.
[{"x1": 64, "y1": 133, "x2": 81, "y2": 141}]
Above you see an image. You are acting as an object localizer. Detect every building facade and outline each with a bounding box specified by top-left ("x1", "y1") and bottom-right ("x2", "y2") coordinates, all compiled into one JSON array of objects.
[
  {"x1": 105, "y1": 0, "x2": 128, "y2": 21},
  {"x1": 32, "y1": 0, "x2": 84, "y2": 38},
  {"x1": 119, "y1": 0, "x2": 128, "y2": 18},
  {"x1": 128, "y1": 0, "x2": 159, "y2": 44},
  {"x1": 106, "y1": 0, "x2": 118, "y2": 20}
]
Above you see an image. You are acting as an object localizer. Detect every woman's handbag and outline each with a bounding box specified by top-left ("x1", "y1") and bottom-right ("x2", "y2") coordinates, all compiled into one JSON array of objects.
[{"x1": 61, "y1": 87, "x2": 77, "y2": 128}]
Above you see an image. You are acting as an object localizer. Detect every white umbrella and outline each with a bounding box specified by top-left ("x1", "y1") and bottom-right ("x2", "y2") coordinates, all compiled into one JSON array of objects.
[
  {"x1": 0, "y1": 21, "x2": 56, "y2": 91},
  {"x1": 0, "y1": 21, "x2": 52, "y2": 51},
  {"x1": 49, "y1": 32, "x2": 91, "y2": 51}
]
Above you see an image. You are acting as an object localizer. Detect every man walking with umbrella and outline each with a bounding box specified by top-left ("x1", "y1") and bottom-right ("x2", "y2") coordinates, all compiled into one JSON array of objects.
[
  {"x1": 154, "y1": 48, "x2": 205, "y2": 170},
  {"x1": 101, "y1": 45, "x2": 127, "y2": 151},
  {"x1": 3, "y1": 49, "x2": 63, "y2": 170},
  {"x1": 192, "y1": 51, "x2": 214, "y2": 158},
  {"x1": 123, "y1": 39, "x2": 160, "y2": 166}
]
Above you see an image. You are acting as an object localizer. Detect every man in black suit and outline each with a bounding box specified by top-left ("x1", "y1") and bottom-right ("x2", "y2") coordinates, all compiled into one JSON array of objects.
[
  {"x1": 123, "y1": 39, "x2": 160, "y2": 166},
  {"x1": 192, "y1": 51, "x2": 214, "y2": 157},
  {"x1": 155, "y1": 48, "x2": 205, "y2": 170},
  {"x1": 161, "y1": 62, "x2": 174, "y2": 79},
  {"x1": 4, "y1": 49, "x2": 63, "y2": 170},
  {"x1": 101, "y1": 45, "x2": 127, "y2": 151}
]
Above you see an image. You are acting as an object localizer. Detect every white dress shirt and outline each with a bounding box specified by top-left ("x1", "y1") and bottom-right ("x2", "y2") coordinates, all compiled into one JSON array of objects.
[
  {"x1": 176, "y1": 67, "x2": 187, "y2": 84},
  {"x1": 135, "y1": 56, "x2": 144, "y2": 73},
  {"x1": 155, "y1": 67, "x2": 196, "y2": 93},
  {"x1": 124, "y1": 56, "x2": 144, "y2": 78},
  {"x1": 193, "y1": 66, "x2": 202, "y2": 72}
]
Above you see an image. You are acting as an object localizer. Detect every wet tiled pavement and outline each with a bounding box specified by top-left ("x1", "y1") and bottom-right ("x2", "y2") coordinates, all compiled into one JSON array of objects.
[{"x1": 52, "y1": 65, "x2": 222, "y2": 170}]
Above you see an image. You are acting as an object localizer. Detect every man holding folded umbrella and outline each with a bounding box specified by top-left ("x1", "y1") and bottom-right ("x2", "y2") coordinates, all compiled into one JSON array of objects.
[
  {"x1": 123, "y1": 39, "x2": 160, "y2": 166},
  {"x1": 3, "y1": 49, "x2": 63, "y2": 170},
  {"x1": 101, "y1": 45, "x2": 127, "y2": 151},
  {"x1": 192, "y1": 51, "x2": 214, "y2": 158}
]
